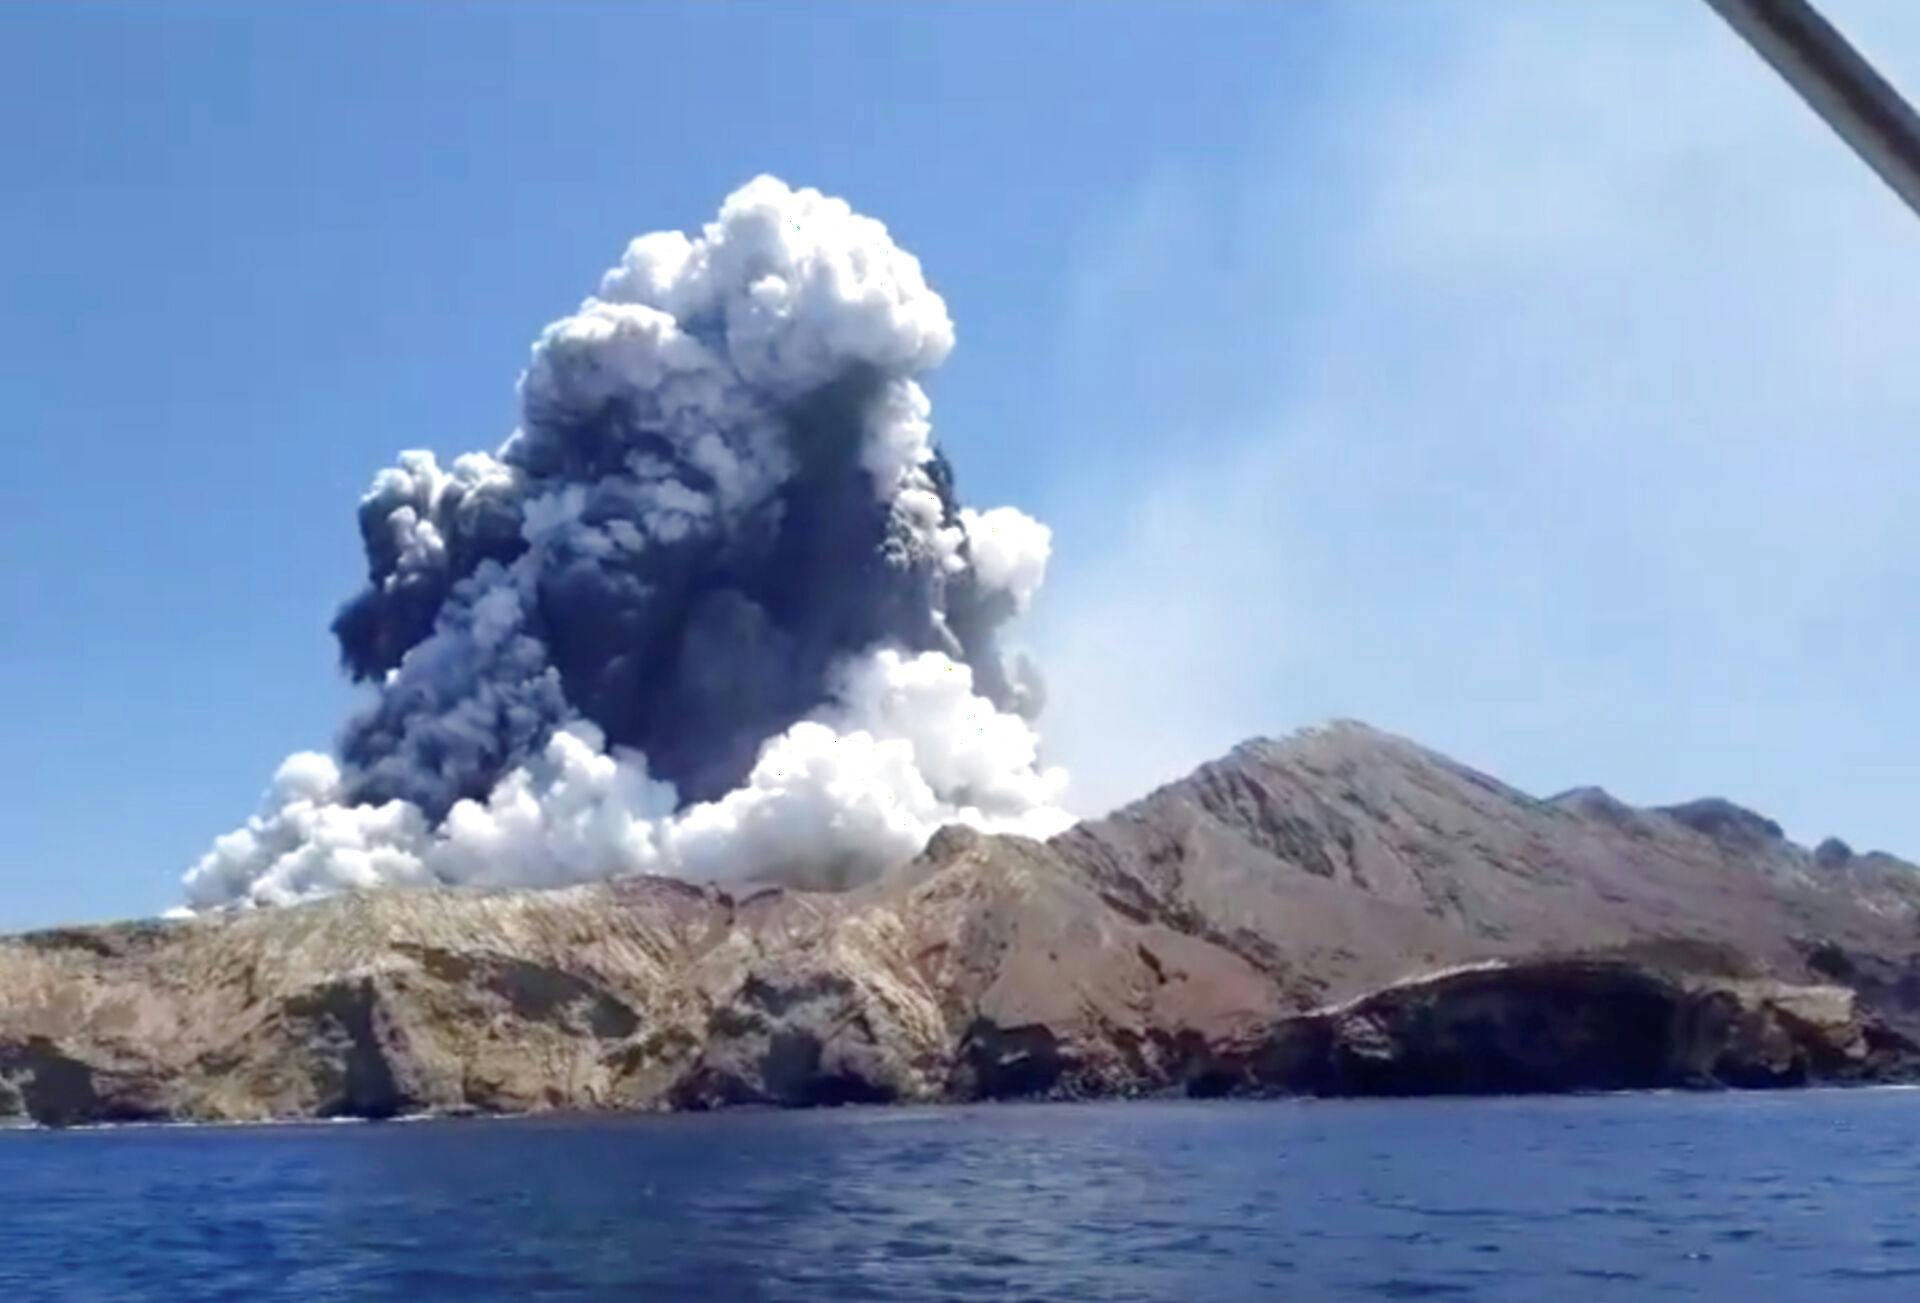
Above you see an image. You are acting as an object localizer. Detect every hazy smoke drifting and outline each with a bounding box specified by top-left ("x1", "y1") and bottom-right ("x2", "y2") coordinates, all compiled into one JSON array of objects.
[{"x1": 185, "y1": 177, "x2": 1066, "y2": 910}]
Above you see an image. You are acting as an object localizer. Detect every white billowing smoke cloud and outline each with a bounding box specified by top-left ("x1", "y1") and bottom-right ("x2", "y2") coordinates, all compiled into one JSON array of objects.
[
  {"x1": 190, "y1": 647, "x2": 1066, "y2": 907},
  {"x1": 184, "y1": 177, "x2": 1066, "y2": 911},
  {"x1": 960, "y1": 507, "x2": 1052, "y2": 614}
]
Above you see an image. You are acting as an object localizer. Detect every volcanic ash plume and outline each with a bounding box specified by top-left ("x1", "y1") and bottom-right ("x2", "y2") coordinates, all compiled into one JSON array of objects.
[{"x1": 184, "y1": 177, "x2": 1067, "y2": 910}]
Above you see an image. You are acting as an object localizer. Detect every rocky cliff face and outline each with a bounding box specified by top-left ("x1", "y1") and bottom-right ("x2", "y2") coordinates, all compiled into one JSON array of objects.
[
  {"x1": 4, "y1": 722, "x2": 1916, "y2": 1125},
  {"x1": 1056, "y1": 724, "x2": 1920, "y2": 1039}
]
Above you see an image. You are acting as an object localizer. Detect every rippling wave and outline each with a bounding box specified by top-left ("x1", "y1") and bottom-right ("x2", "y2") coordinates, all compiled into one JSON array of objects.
[{"x1": 5, "y1": 1090, "x2": 1920, "y2": 1300}]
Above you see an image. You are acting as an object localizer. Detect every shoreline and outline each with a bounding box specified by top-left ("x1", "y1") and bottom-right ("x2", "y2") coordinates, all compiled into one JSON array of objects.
[{"x1": 11, "y1": 1077, "x2": 1920, "y2": 1137}]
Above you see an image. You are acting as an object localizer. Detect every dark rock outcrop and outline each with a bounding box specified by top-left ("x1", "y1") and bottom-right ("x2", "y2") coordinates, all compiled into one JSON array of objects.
[
  {"x1": 1248, "y1": 960, "x2": 1906, "y2": 1096},
  {"x1": 3, "y1": 721, "x2": 1917, "y2": 1126},
  {"x1": 1815, "y1": 837, "x2": 1856, "y2": 870},
  {"x1": 1656, "y1": 798, "x2": 1788, "y2": 848}
]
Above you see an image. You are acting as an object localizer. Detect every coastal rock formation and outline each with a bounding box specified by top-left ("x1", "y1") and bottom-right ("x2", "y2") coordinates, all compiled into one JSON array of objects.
[
  {"x1": 3, "y1": 722, "x2": 1917, "y2": 1126},
  {"x1": 1240, "y1": 961, "x2": 1900, "y2": 1097}
]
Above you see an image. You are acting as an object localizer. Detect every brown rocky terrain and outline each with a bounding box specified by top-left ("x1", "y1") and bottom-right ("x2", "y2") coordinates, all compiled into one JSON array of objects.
[{"x1": 4, "y1": 721, "x2": 1917, "y2": 1126}]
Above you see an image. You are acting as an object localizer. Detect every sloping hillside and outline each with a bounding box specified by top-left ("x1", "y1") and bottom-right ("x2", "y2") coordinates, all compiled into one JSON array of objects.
[{"x1": 1057, "y1": 722, "x2": 1920, "y2": 1034}]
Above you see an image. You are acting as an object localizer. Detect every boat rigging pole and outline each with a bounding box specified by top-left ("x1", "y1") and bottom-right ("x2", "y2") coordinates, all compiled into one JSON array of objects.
[{"x1": 1703, "y1": 0, "x2": 1920, "y2": 220}]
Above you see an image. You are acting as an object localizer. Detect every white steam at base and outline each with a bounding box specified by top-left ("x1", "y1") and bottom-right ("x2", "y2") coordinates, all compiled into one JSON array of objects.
[
  {"x1": 184, "y1": 178, "x2": 1066, "y2": 911},
  {"x1": 188, "y1": 648, "x2": 1065, "y2": 909}
]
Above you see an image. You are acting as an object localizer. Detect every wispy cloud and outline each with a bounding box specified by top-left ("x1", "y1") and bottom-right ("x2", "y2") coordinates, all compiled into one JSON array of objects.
[{"x1": 1032, "y1": 1, "x2": 1920, "y2": 850}]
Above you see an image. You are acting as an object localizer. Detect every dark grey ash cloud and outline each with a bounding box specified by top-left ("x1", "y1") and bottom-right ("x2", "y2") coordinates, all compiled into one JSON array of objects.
[{"x1": 186, "y1": 177, "x2": 1066, "y2": 910}]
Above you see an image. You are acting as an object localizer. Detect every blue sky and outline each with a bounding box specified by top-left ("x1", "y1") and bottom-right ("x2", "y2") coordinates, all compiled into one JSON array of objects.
[{"x1": 4, "y1": 2, "x2": 1918, "y2": 929}]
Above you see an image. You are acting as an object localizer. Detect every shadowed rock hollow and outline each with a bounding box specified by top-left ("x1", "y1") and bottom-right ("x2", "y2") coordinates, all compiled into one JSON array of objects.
[{"x1": 4, "y1": 722, "x2": 1917, "y2": 1125}]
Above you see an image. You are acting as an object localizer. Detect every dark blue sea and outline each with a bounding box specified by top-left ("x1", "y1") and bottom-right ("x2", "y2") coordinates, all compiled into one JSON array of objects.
[{"x1": 6, "y1": 1090, "x2": 1920, "y2": 1301}]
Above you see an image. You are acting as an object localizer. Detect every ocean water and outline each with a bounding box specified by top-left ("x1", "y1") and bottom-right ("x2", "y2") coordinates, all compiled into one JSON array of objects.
[{"x1": 5, "y1": 1091, "x2": 1920, "y2": 1300}]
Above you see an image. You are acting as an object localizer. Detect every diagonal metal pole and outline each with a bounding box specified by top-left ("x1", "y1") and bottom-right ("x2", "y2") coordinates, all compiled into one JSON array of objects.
[{"x1": 1703, "y1": 0, "x2": 1920, "y2": 220}]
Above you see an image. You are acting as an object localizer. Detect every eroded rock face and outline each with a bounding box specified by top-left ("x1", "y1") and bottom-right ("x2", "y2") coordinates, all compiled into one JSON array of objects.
[
  {"x1": 3, "y1": 723, "x2": 1917, "y2": 1125},
  {"x1": 1246, "y1": 962, "x2": 1904, "y2": 1096}
]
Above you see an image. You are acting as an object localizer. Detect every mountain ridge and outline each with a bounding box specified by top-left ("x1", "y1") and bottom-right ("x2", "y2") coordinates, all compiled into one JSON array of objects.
[{"x1": 4, "y1": 720, "x2": 1918, "y2": 1126}]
